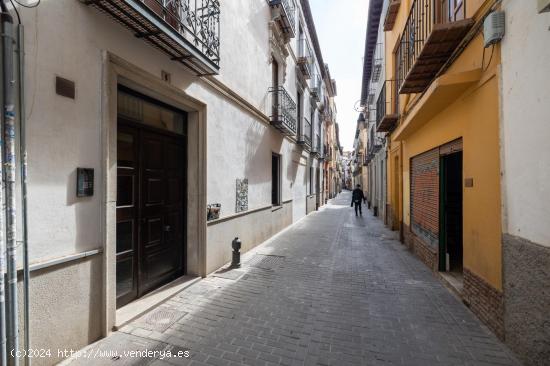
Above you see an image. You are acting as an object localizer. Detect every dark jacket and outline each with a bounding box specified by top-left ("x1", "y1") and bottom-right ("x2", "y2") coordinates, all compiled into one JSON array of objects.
[{"x1": 351, "y1": 188, "x2": 366, "y2": 205}]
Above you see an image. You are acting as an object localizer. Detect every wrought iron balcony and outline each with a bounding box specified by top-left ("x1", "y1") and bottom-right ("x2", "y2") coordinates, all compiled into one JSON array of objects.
[
  {"x1": 298, "y1": 117, "x2": 312, "y2": 149},
  {"x1": 323, "y1": 108, "x2": 333, "y2": 123},
  {"x1": 269, "y1": 86, "x2": 297, "y2": 136},
  {"x1": 396, "y1": 0, "x2": 474, "y2": 94},
  {"x1": 82, "y1": 0, "x2": 220, "y2": 75},
  {"x1": 312, "y1": 133, "x2": 321, "y2": 156},
  {"x1": 310, "y1": 73, "x2": 321, "y2": 101},
  {"x1": 297, "y1": 38, "x2": 313, "y2": 79},
  {"x1": 324, "y1": 144, "x2": 333, "y2": 161},
  {"x1": 364, "y1": 151, "x2": 375, "y2": 166},
  {"x1": 368, "y1": 126, "x2": 383, "y2": 156},
  {"x1": 372, "y1": 43, "x2": 383, "y2": 82},
  {"x1": 376, "y1": 80, "x2": 399, "y2": 132},
  {"x1": 269, "y1": 0, "x2": 296, "y2": 39}
]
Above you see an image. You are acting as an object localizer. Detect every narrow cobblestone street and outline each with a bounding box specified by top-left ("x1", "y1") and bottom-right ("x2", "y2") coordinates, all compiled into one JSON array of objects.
[{"x1": 70, "y1": 192, "x2": 521, "y2": 366}]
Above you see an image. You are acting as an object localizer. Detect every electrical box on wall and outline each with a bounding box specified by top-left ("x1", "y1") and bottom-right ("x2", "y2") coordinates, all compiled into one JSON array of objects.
[
  {"x1": 539, "y1": 0, "x2": 550, "y2": 13},
  {"x1": 76, "y1": 168, "x2": 94, "y2": 197},
  {"x1": 483, "y1": 11, "x2": 505, "y2": 48}
]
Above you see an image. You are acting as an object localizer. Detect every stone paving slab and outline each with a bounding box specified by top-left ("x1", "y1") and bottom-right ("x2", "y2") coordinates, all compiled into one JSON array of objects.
[{"x1": 66, "y1": 192, "x2": 522, "y2": 366}]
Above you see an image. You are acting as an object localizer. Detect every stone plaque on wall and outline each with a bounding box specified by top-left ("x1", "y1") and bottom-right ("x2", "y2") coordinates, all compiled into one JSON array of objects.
[{"x1": 236, "y1": 178, "x2": 249, "y2": 213}]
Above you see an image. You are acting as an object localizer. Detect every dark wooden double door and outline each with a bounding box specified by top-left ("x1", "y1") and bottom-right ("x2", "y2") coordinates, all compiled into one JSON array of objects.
[{"x1": 116, "y1": 121, "x2": 186, "y2": 308}]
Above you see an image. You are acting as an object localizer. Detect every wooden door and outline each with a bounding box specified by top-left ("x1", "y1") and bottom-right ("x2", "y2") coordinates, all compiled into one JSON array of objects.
[
  {"x1": 139, "y1": 130, "x2": 185, "y2": 296},
  {"x1": 116, "y1": 122, "x2": 186, "y2": 308},
  {"x1": 116, "y1": 126, "x2": 140, "y2": 307}
]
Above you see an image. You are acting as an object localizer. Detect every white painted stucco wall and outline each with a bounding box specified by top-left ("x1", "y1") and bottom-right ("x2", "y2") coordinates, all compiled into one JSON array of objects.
[
  {"x1": 22, "y1": 0, "x2": 322, "y2": 265},
  {"x1": 10, "y1": 0, "x2": 331, "y2": 361},
  {"x1": 501, "y1": 1, "x2": 550, "y2": 247}
]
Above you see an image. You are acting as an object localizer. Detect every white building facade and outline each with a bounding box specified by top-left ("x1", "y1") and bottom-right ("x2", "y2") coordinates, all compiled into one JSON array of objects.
[
  {"x1": 3, "y1": 0, "x2": 336, "y2": 363},
  {"x1": 500, "y1": 2, "x2": 550, "y2": 364},
  {"x1": 362, "y1": 0, "x2": 390, "y2": 222}
]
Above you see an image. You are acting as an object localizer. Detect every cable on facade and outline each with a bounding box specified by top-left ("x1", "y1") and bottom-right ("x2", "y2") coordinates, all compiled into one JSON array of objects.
[
  {"x1": 8, "y1": 0, "x2": 21, "y2": 24},
  {"x1": 13, "y1": 0, "x2": 39, "y2": 8},
  {"x1": 482, "y1": 45, "x2": 496, "y2": 72}
]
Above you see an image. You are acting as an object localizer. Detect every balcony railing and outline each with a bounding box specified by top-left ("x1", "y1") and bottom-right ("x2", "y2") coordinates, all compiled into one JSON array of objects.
[
  {"x1": 376, "y1": 80, "x2": 399, "y2": 132},
  {"x1": 298, "y1": 117, "x2": 312, "y2": 148},
  {"x1": 269, "y1": 0, "x2": 296, "y2": 39},
  {"x1": 372, "y1": 43, "x2": 383, "y2": 82},
  {"x1": 323, "y1": 144, "x2": 332, "y2": 161},
  {"x1": 312, "y1": 133, "x2": 321, "y2": 155},
  {"x1": 396, "y1": 0, "x2": 474, "y2": 94},
  {"x1": 83, "y1": 0, "x2": 220, "y2": 75},
  {"x1": 368, "y1": 126, "x2": 383, "y2": 157},
  {"x1": 310, "y1": 73, "x2": 321, "y2": 100},
  {"x1": 269, "y1": 86, "x2": 297, "y2": 136},
  {"x1": 323, "y1": 108, "x2": 334, "y2": 123},
  {"x1": 297, "y1": 38, "x2": 313, "y2": 79}
]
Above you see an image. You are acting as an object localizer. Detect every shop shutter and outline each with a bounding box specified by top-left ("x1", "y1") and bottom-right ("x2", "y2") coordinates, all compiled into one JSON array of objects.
[{"x1": 410, "y1": 148, "x2": 439, "y2": 249}]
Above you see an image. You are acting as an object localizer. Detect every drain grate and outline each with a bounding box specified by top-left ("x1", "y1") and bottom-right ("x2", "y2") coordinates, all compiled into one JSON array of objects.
[
  {"x1": 135, "y1": 308, "x2": 187, "y2": 332},
  {"x1": 246, "y1": 254, "x2": 285, "y2": 270}
]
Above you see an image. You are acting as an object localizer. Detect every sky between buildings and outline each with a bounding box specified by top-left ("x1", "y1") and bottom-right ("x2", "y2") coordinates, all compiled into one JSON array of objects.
[{"x1": 309, "y1": 0, "x2": 369, "y2": 151}]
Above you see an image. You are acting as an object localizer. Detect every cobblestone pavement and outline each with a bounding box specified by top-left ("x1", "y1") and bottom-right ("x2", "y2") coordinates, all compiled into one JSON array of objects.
[{"x1": 68, "y1": 192, "x2": 521, "y2": 366}]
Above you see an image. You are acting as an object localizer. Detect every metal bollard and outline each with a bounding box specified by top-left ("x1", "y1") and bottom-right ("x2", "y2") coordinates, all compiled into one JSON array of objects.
[{"x1": 231, "y1": 237, "x2": 241, "y2": 268}]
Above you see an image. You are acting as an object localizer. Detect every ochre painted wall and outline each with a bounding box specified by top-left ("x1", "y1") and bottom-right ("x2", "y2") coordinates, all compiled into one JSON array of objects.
[
  {"x1": 387, "y1": 142, "x2": 402, "y2": 231},
  {"x1": 384, "y1": 0, "x2": 503, "y2": 290},
  {"x1": 397, "y1": 33, "x2": 503, "y2": 290}
]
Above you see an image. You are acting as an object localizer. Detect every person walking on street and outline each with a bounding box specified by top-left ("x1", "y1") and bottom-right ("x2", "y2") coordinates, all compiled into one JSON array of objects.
[{"x1": 351, "y1": 184, "x2": 366, "y2": 217}]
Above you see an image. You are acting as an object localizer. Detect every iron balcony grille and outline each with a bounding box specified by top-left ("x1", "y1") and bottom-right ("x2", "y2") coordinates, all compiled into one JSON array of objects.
[
  {"x1": 368, "y1": 126, "x2": 383, "y2": 156},
  {"x1": 312, "y1": 133, "x2": 320, "y2": 154},
  {"x1": 396, "y1": 0, "x2": 473, "y2": 93},
  {"x1": 372, "y1": 43, "x2": 383, "y2": 82},
  {"x1": 83, "y1": 0, "x2": 220, "y2": 75},
  {"x1": 323, "y1": 109, "x2": 333, "y2": 123},
  {"x1": 269, "y1": 0, "x2": 296, "y2": 38},
  {"x1": 269, "y1": 86, "x2": 297, "y2": 136},
  {"x1": 376, "y1": 79, "x2": 399, "y2": 132},
  {"x1": 323, "y1": 144, "x2": 330, "y2": 160},
  {"x1": 310, "y1": 73, "x2": 321, "y2": 100},
  {"x1": 367, "y1": 92, "x2": 375, "y2": 106},
  {"x1": 297, "y1": 38, "x2": 313, "y2": 79},
  {"x1": 299, "y1": 117, "x2": 312, "y2": 148}
]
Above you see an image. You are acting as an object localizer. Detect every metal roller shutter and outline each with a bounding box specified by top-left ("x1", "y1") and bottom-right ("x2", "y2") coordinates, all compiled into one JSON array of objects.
[{"x1": 410, "y1": 148, "x2": 439, "y2": 249}]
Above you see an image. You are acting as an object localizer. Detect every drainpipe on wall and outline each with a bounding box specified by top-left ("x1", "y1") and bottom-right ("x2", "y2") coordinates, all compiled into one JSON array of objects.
[
  {"x1": 1, "y1": 2, "x2": 18, "y2": 365},
  {"x1": 17, "y1": 23, "x2": 30, "y2": 366},
  {"x1": 0, "y1": 4, "x2": 7, "y2": 365},
  {"x1": 0, "y1": 12, "x2": 7, "y2": 365}
]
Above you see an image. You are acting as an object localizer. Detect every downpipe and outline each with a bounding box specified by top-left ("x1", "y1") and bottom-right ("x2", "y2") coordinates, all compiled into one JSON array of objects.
[
  {"x1": 0, "y1": 3, "x2": 7, "y2": 365},
  {"x1": 17, "y1": 24, "x2": 30, "y2": 366},
  {"x1": 0, "y1": 5, "x2": 6, "y2": 365},
  {"x1": 1, "y1": 2, "x2": 18, "y2": 365}
]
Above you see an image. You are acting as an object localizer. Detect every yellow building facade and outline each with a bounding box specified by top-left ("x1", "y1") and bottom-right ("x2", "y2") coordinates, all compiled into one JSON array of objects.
[{"x1": 384, "y1": 0, "x2": 505, "y2": 337}]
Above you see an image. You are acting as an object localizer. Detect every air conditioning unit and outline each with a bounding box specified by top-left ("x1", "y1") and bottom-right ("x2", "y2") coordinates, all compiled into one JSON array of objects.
[
  {"x1": 483, "y1": 11, "x2": 505, "y2": 48},
  {"x1": 539, "y1": 0, "x2": 550, "y2": 13}
]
